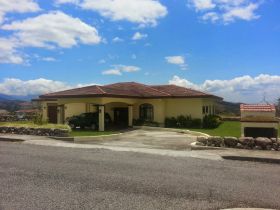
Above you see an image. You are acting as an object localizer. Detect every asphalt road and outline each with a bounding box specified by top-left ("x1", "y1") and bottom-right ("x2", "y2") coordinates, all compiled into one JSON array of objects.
[{"x1": 0, "y1": 141, "x2": 280, "y2": 210}]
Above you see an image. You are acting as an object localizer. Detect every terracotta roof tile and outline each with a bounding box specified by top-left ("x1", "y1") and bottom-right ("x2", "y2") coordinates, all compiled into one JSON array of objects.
[
  {"x1": 39, "y1": 82, "x2": 221, "y2": 99},
  {"x1": 240, "y1": 104, "x2": 276, "y2": 112}
]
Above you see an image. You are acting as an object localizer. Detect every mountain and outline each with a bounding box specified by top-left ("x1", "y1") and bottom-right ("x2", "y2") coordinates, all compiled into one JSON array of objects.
[
  {"x1": 0, "y1": 94, "x2": 38, "y2": 101},
  {"x1": 216, "y1": 101, "x2": 241, "y2": 116},
  {"x1": 0, "y1": 94, "x2": 15, "y2": 101}
]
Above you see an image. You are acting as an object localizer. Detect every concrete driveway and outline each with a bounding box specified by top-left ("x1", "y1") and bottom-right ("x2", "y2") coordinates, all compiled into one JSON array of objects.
[{"x1": 77, "y1": 129, "x2": 197, "y2": 150}]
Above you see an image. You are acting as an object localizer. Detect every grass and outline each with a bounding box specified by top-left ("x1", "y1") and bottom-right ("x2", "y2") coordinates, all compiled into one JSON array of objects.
[
  {"x1": 187, "y1": 121, "x2": 241, "y2": 137},
  {"x1": 0, "y1": 121, "x2": 70, "y2": 130},
  {"x1": 70, "y1": 130, "x2": 119, "y2": 137},
  {"x1": 187, "y1": 121, "x2": 280, "y2": 137}
]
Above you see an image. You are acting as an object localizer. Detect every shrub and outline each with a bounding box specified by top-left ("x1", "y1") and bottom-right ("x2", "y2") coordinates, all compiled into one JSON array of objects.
[
  {"x1": 165, "y1": 116, "x2": 202, "y2": 129},
  {"x1": 191, "y1": 118, "x2": 202, "y2": 128},
  {"x1": 32, "y1": 111, "x2": 46, "y2": 125},
  {"x1": 133, "y1": 119, "x2": 159, "y2": 127},
  {"x1": 202, "y1": 115, "x2": 221, "y2": 129},
  {"x1": 177, "y1": 115, "x2": 192, "y2": 128},
  {"x1": 165, "y1": 117, "x2": 177, "y2": 128}
]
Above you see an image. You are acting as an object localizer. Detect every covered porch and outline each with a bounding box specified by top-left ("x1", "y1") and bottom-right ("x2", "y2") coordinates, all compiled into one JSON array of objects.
[{"x1": 39, "y1": 97, "x2": 146, "y2": 131}]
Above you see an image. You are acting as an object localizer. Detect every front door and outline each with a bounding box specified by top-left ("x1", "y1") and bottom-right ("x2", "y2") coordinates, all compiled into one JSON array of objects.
[
  {"x1": 114, "y1": 108, "x2": 128, "y2": 127},
  {"x1": 48, "y1": 105, "x2": 58, "y2": 124}
]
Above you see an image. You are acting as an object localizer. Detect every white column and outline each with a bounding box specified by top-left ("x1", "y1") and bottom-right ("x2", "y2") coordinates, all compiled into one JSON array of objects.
[
  {"x1": 128, "y1": 105, "x2": 133, "y2": 127},
  {"x1": 241, "y1": 123, "x2": 245, "y2": 137},
  {"x1": 98, "y1": 105, "x2": 105, "y2": 131}
]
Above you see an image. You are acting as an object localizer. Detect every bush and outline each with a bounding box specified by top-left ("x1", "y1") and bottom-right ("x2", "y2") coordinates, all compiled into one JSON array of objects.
[
  {"x1": 177, "y1": 115, "x2": 192, "y2": 128},
  {"x1": 191, "y1": 118, "x2": 202, "y2": 128},
  {"x1": 32, "y1": 111, "x2": 46, "y2": 125},
  {"x1": 202, "y1": 115, "x2": 221, "y2": 129},
  {"x1": 133, "y1": 119, "x2": 159, "y2": 127},
  {"x1": 165, "y1": 117, "x2": 177, "y2": 128},
  {"x1": 165, "y1": 115, "x2": 202, "y2": 129}
]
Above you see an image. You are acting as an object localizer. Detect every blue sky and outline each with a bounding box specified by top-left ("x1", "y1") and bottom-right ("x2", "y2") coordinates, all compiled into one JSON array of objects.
[{"x1": 0, "y1": 0, "x2": 280, "y2": 103}]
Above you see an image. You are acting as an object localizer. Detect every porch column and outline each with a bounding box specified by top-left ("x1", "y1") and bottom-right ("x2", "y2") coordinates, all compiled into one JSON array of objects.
[
  {"x1": 128, "y1": 105, "x2": 133, "y2": 127},
  {"x1": 98, "y1": 105, "x2": 105, "y2": 131}
]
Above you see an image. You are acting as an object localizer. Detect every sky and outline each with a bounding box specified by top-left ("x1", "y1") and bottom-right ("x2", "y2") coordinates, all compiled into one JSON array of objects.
[{"x1": 0, "y1": 0, "x2": 280, "y2": 103}]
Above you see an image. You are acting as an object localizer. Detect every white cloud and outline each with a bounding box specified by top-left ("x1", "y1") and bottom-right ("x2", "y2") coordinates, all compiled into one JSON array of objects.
[
  {"x1": 112, "y1": 36, "x2": 123, "y2": 43},
  {"x1": 41, "y1": 57, "x2": 57, "y2": 62},
  {"x1": 169, "y1": 74, "x2": 280, "y2": 103},
  {"x1": 0, "y1": 78, "x2": 72, "y2": 96},
  {"x1": 0, "y1": 77, "x2": 100, "y2": 96},
  {"x1": 0, "y1": 0, "x2": 40, "y2": 24},
  {"x1": 132, "y1": 32, "x2": 147, "y2": 40},
  {"x1": 165, "y1": 56, "x2": 187, "y2": 70},
  {"x1": 1, "y1": 11, "x2": 101, "y2": 49},
  {"x1": 102, "y1": 69, "x2": 122, "y2": 75},
  {"x1": 191, "y1": 0, "x2": 216, "y2": 10},
  {"x1": 80, "y1": 0, "x2": 167, "y2": 27},
  {"x1": 188, "y1": 0, "x2": 262, "y2": 24},
  {"x1": 55, "y1": 0, "x2": 81, "y2": 5},
  {"x1": 0, "y1": 37, "x2": 24, "y2": 64},
  {"x1": 202, "y1": 12, "x2": 219, "y2": 23},
  {"x1": 102, "y1": 64, "x2": 140, "y2": 76},
  {"x1": 223, "y1": 3, "x2": 259, "y2": 22}
]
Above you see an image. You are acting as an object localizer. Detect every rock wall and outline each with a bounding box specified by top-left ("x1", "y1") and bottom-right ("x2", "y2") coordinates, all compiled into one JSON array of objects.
[
  {"x1": 0, "y1": 126, "x2": 69, "y2": 137},
  {"x1": 197, "y1": 136, "x2": 280, "y2": 151}
]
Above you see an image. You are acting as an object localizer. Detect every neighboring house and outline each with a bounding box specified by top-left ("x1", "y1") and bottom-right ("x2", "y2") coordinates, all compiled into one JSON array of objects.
[
  {"x1": 0, "y1": 109, "x2": 9, "y2": 115},
  {"x1": 240, "y1": 104, "x2": 279, "y2": 138},
  {"x1": 33, "y1": 82, "x2": 222, "y2": 131},
  {"x1": 19, "y1": 102, "x2": 34, "y2": 110},
  {"x1": 15, "y1": 109, "x2": 38, "y2": 120}
]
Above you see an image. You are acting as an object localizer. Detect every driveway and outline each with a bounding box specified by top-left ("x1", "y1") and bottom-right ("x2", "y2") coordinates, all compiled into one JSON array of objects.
[{"x1": 77, "y1": 129, "x2": 197, "y2": 150}]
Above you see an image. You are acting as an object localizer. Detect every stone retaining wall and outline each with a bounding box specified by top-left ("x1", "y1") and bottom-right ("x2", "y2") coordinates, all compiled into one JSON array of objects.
[
  {"x1": 197, "y1": 136, "x2": 280, "y2": 151},
  {"x1": 0, "y1": 126, "x2": 69, "y2": 137}
]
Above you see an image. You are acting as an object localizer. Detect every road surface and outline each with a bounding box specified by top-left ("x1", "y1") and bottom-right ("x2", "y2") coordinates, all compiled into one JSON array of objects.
[{"x1": 0, "y1": 141, "x2": 279, "y2": 210}]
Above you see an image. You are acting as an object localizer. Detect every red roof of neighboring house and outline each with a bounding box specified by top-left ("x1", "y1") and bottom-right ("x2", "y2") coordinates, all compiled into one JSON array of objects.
[
  {"x1": 39, "y1": 82, "x2": 222, "y2": 99},
  {"x1": 240, "y1": 104, "x2": 276, "y2": 112}
]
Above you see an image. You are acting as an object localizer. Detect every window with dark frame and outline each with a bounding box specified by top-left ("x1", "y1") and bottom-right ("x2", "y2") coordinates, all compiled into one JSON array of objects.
[{"x1": 139, "y1": 103, "x2": 154, "y2": 121}]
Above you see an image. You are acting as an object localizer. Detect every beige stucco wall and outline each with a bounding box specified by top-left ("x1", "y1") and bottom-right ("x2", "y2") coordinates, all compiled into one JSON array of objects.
[
  {"x1": 39, "y1": 96, "x2": 218, "y2": 125},
  {"x1": 64, "y1": 103, "x2": 87, "y2": 119},
  {"x1": 241, "y1": 111, "x2": 275, "y2": 118}
]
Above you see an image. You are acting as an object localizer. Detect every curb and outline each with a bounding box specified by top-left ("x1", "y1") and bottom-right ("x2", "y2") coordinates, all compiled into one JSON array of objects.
[
  {"x1": 0, "y1": 136, "x2": 25, "y2": 142},
  {"x1": 190, "y1": 142, "x2": 227, "y2": 150},
  {"x1": 221, "y1": 155, "x2": 280, "y2": 164}
]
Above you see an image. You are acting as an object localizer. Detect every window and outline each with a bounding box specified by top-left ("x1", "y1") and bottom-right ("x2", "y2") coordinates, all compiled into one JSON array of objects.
[
  {"x1": 139, "y1": 104, "x2": 154, "y2": 121},
  {"x1": 203, "y1": 105, "x2": 213, "y2": 115}
]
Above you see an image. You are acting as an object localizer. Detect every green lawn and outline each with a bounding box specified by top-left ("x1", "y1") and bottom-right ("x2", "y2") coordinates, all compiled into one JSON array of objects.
[
  {"x1": 0, "y1": 121, "x2": 70, "y2": 130},
  {"x1": 188, "y1": 121, "x2": 241, "y2": 137},
  {"x1": 70, "y1": 130, "x2": 119, "y2": 137},
  {"x1": 188, "y1": 121, "x2": 280, "y2": 137}
]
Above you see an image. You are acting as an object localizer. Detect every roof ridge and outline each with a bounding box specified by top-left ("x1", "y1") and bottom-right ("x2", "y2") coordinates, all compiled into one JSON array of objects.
[
  {"x1": 96, "y1": 85, "x2": 106, "y2": 94},
  {"x1": 135, "y1": 83, "x2": 171, "y2": 96}
]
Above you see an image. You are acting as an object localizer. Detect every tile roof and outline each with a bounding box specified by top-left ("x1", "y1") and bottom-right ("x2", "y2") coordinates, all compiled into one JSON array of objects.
[
  {"x1": 39, "y1": 82, "x2": 221, "y2": 99},
  {"x1": 240, "y1": 104, "x2": 276, "y2": 112}
]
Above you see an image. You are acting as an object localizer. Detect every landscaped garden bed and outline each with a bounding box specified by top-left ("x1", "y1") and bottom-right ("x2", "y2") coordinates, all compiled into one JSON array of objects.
[{"x1": 0, "y1": 122, "x2": 71, "y2": 137}]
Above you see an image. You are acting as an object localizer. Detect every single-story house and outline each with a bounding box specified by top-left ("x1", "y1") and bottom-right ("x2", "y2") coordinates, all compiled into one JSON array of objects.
[
  {"x1": 240, "y1": 104, "x2": 279, "y2": 138},
  {"x1": 33, "y1": 82, "x2": 222, "y2": 131}
]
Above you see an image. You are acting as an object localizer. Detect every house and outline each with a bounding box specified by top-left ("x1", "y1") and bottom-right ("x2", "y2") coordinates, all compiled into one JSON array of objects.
[
  {"x1": 33, "y1": 82, "x2": 222, "y2": 131},
  {"x1": 240, "y1": 104, "x2": 279, "y2": 138}
]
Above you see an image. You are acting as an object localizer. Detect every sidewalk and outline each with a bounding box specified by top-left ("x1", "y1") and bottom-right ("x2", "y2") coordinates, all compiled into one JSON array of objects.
[{"x1": 1, "y1": 134, "x2": 280, "y2": 164}]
